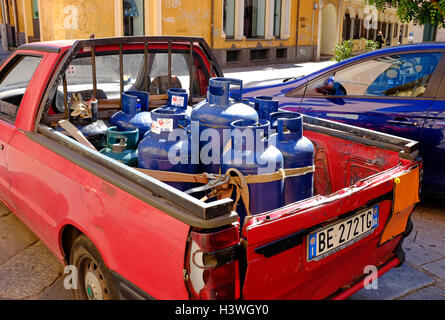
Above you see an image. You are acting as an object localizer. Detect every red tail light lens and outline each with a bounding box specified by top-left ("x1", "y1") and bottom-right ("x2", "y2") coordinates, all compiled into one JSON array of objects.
[{"x1": 185, "y1": 223, "x2": 240, "y2": 300}]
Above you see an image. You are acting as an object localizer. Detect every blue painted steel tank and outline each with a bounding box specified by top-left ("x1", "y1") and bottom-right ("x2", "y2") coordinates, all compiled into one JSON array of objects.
[
  {"x1": 270, "y1": 111, "x2": 314, "y2": 205},
  {"x1": 221, "y1": 119, "x2": 284, "y2": 220},
  {"x1": 254, "y1": 96, "x2": 279, "y2": 121},
  {"x1": 190, "y1": 78, "x2": 259, "y2": 174},
  {"x1": 79, "y1": 120, "x2": 109, "y2": 150},
  {"x1": 241, "y1": 98, "x2": 255, "y2": 108},
  {"x1": 100, "y1": 126, "x2": 139, "y2": 166},
  {"x1": 138, "y1": 108, "x2": 198, "y2": 191},
  {"x1": 109, "y1": 91, "x2": 152, "y2": 140},
  {"x1": 163, "y1": 88, "x2": 191, "y2": 128}
]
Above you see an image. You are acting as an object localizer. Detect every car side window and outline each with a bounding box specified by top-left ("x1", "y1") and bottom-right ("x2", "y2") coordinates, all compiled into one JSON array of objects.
[
  {"x1": 306, "y1": 52, "x2": 443, "y2": 98},
  {"x1": 0, "y1": 55, "x2": 42, "y2": 120}
]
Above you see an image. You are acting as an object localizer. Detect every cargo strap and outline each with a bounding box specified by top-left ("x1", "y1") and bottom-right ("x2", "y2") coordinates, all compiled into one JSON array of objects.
[{"x1": 135, "y1": 165, "x2": 315, "y2": 216}]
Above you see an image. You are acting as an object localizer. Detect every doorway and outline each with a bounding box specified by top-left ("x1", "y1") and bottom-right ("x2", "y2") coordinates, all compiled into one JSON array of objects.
[{"x1": 320, "y1": 3, "x2": 337, "y2": 56}]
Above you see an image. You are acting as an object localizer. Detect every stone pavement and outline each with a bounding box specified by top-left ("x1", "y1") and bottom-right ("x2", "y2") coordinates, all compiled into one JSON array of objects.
[
  {"x1": 0, "y1": 47, "x2": 11, "y2": 64},
  {"x1": 223, "y1": 60, "x2": 335, "y2": 88},
  {"x1": 351, "y1": 201, "x2": 445, "y2": 300},
  {"x1": 0, "y1": 205, "x2": 71, "y2": 300},
  {"x1": 0, "y1": 199, "x2": 444, "y2": 300}
]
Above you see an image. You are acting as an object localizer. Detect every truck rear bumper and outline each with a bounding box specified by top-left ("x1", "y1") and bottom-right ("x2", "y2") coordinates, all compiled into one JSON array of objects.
[
  {"x1": 330, "y1": 256, "x2": 401, "y2": 300},
  {"x1": 109, "y1": 219, "x2": 413, "y2": 300}
]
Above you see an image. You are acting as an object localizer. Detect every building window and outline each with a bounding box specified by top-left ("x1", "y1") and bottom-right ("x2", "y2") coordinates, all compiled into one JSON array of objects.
[
  {"x1": 342, "y1": 12, "x2": 351, "y2": 40},
  {"x1": 32, "y1": 0, "x2": 39, "y2": 18},
  {"x1": 394, "y1": 23, "x2": 398, "y2": 38},
  {"x1": 387, "y1": 24, "x2": 393, "y2": 45},
  {"x1": 353, "y1": 17, "x2": 361, "y2": 39},
  {"x1": 31, "y1": 0, "x2": 40, "y2": 41},
  {"x1": 399, "y1": 24, "x2": 404, "y2": 43},
  {"x1": 226, "y1": 50, "x2": 240, "y2": 63},
  {"x1": 250, "y1": 48, "x2": 268, "y2": 60},
  {"x1": 369, "y1": 23, "x2": 375, "y2": 40},
  {"x1": 361, "y1": 20, "x2": 367, "y2": 39},
  {"x1": 123, "y1": 0, "x2": 144, "y2": 36},
  {"x1": 273, "y1": 0, "x2": 282, "y2": 38},
  {"x1": 223, "y1": 0, "x2": 236, "y2": 39},
  {"x1": 381, "y1": 22, "x2": 387, "y2": 37},
  {"x1": 276, "y1": 48, "x2": 287, "y2": 59},
  {"x1": 244, "y1": 0, "x2": 266, "y2": 38}
]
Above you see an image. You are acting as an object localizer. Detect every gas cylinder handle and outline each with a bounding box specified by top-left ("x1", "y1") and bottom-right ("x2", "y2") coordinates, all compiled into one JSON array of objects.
[
  {"x1": 225, "y1": 78, "x2": 243, "y2": 102},
  {"x1": 209, "y1": 78, "x2": 243, "y2": 103}
]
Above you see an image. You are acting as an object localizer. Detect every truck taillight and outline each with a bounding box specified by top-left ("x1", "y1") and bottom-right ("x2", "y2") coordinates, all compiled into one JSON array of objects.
[{"x1": 185, "y1": 223, "x2": 241, "y2": 300}]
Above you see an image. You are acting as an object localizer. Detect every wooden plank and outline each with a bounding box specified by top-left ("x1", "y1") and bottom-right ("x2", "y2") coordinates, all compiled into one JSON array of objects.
[{"x1": 58, "y1": 120, "x2": 97, "y2": 151}]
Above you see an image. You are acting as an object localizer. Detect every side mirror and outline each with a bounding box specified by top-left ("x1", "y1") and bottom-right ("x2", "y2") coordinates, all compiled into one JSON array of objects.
[
  {"x1": 316, "y1": 76, "x2": 346, "y2": 96},
  {"x1": 316, "y1": 76, "x2": 336, "y2": 95}
]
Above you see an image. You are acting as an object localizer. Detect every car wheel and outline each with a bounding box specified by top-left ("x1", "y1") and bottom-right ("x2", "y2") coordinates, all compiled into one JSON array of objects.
[{"x1": 69, "y1": 235, "x2": 119, "y2": 300}]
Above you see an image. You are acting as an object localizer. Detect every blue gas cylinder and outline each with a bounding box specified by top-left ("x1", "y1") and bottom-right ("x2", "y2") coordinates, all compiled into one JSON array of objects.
[
  {"x1": 221, "y1": 119, "x2": 284, "y2": 219},
  {"x1": 109, "y1": 91, "x2": 152, "y2": 140},
  {"x1": 190, "y1": 78, "x2": 259, "y2": 174},
  {"x1": 241, "y1": 98, "x2": 255, "y2": 109},
  {"x1": 163, "y1": 88, "x2": 192, "y2": 128},
  {"x1": 254, "y1": 96, "x2": 279, "y2": 121},
  {"x1": 138, "y1": 108, "x2": 198, "y2": 191},
  {"x1": 79, "y1": 119, "x2": 109, "y2": 150},
  {"x1": 100, "y1": 126, "x2": 139, "y2": 166},
  {"x1": 270, "y1": 111, "x2": 314, "y2": 205}
]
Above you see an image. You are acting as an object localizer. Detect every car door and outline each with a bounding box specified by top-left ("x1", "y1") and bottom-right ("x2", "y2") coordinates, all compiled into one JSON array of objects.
[
  {"x1": 0, "y1": 120, "x2": 14, "y2": 207},
  {"x1": 419, "y1": 60, "x2": 445, "y2": 196},
  {"x1": 0, "y1": 55, "x2": 43, "y2": 208},
  {"x1": 294, "y1": 51, "x2": 444, "y2": 143}
]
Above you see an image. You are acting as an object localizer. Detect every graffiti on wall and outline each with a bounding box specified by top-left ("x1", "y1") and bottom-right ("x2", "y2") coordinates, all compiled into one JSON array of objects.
[
  {"x1": 162, "y1": 0, "x2": 210, "y2": 36},
  {"x1": 165, "y1": 0, "x2": 182, "y2": 9},
  {"x1": 63, "y1": 0, "x2": 106, "y2": 36}
]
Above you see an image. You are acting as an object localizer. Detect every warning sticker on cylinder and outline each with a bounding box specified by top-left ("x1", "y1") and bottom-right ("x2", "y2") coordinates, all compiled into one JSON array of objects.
[
  {"x1": 171, "y1": 95, "x2": 185, "y2": 107},
  {"x1": 152, "y1": 118, "x2": 173, "y2": 134}
]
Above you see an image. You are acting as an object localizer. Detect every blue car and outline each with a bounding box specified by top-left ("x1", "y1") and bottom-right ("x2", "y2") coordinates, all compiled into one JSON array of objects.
[{"x1": 243, "y1": 43, "x2": 445, "y2": 197}]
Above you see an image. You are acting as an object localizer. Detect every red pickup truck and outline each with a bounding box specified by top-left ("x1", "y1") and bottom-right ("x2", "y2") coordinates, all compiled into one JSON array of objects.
[{"x1": 0, "y1": 36, "x2": 420, "y2": 300}]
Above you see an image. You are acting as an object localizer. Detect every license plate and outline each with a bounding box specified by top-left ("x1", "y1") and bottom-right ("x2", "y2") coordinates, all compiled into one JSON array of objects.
[{"x1": 307, "y1": 205, "x2": 379, "y2": 261}]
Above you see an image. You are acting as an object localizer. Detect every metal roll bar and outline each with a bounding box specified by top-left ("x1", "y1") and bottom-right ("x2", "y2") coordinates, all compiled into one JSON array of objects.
[{"x1": 34, "y1": 36, "x2": 223, "y2": 128}]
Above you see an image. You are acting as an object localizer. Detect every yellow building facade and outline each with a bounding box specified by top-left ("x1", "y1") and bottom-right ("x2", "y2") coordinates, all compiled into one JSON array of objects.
[{"x1": 0, "y1": 0, "x2": 412, "y2": 67}]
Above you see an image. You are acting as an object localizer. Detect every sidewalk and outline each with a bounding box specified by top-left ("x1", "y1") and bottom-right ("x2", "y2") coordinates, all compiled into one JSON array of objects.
[
  {"x1": 0, "y1": 47, "x2": 11, "y2": 64},
  {"x1": 350, "y1": 201, "x2": 445, "y2": 300},
  {"x1": 223, "y1": 60, "x2": 335, "y2": 88}
]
